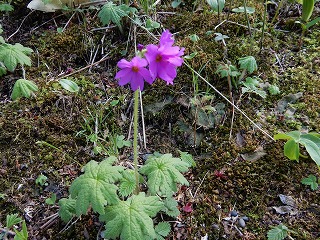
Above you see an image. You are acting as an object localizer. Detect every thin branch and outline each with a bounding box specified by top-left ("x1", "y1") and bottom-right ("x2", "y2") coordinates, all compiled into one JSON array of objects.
[
  {"x1": 7, "y1": 10, "x2": 34, "y2": 41},
  {"x1": 53, "y1": 55, "x2": 110, "y2": 82}
]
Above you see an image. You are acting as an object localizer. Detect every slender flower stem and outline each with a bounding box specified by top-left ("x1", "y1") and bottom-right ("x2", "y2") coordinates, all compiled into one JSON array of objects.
[{"x1": 133, "y1": 89, "x2": 140, "y2": 194}]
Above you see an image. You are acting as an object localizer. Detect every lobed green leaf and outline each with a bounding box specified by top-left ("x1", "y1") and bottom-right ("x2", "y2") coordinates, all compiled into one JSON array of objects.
[
  {"x1": 58, "y1": 197, "x2": 76, "y2": 222},
  {"x1": 98, "y1": 3, "x2": 136, "y2": 32},
  {"x1": 238, "y1": 56, "x2": 257, "y2": 74},
  {"x1": 101, "y1": 192, "x2": 163, "y2": 240},
  {"x1": 11, "y1": 79, "x2": 38, "y2": 100},
  {"x1": 6, "y1": 214, "x2": 22, "y2": 228},
  {"x1": 118, "y1": 170, "x2": 137, "y2": 197},
  {"x1": 13, "y1": 221, "x2": 28, "y2": 240},
  {"x1": 70, "y1": 157, "x2": 124, "y2": 215},
  {"x1": 267, "y1": 224, "x2": 288, "y2": 240},
  {"x1": 140, "y1": 154, "x2": 189, "y2": 197},
  {"x1": 0, "y1": 43, "x2": 33, "y2": 72}
]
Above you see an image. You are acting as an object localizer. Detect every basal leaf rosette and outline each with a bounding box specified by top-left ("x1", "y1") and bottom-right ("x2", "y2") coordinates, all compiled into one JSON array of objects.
[
  {"x1": 139, "y1": 154, "x2": 190, "y2": 197},
  {"x1": 69, "y1": 156, "x2": 124, "y2": 215}
]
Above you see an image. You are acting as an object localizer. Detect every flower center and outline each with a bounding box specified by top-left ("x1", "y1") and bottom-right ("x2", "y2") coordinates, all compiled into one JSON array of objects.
[
  {"x1": 132, "y1": 66, "x2": 139, "y2": 72},
  {"x1": 156, "y1": 54, "x2": 162, "y2": 62}
]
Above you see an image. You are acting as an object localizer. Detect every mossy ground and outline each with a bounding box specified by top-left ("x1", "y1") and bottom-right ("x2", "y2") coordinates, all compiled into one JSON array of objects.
[{"x1": 0, "y1": 0, "x2": 320, "y2": 239}]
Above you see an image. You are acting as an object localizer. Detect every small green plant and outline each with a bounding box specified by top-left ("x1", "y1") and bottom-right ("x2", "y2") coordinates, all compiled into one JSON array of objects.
[
  {"x1": 268, "y1": 85, "x2": 280, "y2": 95},
  {"x1": 0, "y1": 193, "x2": 6, "y2": 199},
  {"x1": 35, "y1": 174, "x2": 48, "y2": 187},
  {"x1": 45, "y1": 193, "x2": 57, "y2": 205},
  {"x1": 1, "y1": 214, "x2": 28, "y2": 240},
  {"x1": 216, "y1": 56, "x2": 278, "y2": 99},
  {"x1": 0, "y1": 25, "x2": 37, "y2": 100},
  {"x1": 188, "y1": 34, "x2": 200, "y2": 42},
  {"x1": 11, "y1": 79, "x2": 38, "y2": 100},
  {"x1": 145, "y1": 19, "x2": 160, "y2": 31},
  {"x1": 190, "y1": 94, "x2": 225, "y2": 129},
  {"x1": 59, "y1": 78, "x2": 80, "y2": 93},
  {"x1": 301, "y1": 174, "x2": 319, "y2": 190},
  {"x1": 0, "y1": 39, "x2": 33, "y2": 73},
  {"x1": 0, "y1": 2, "x2": 14, "y2": 12},
  {"x1": 295, "y1": 0, "x2": 320, "y2": 31},
  {"x1": 76, "y1": 106, "x2": 127, "y2": 155},
  {"x1": 267, "y1": 224, "x2": 290, "y2": 240},
  {"x1": 171, "y1": 0, "x2": 182, "y2": 8},
  {"x1": 59, "y1": 153, "x2": 193, "y2": 239},
  {"x1": 274, "y1": 131, "x2": 320, "y2": 167},
  {"x1": 241, "y1": 77, "x2": 266, "y2": 99}
]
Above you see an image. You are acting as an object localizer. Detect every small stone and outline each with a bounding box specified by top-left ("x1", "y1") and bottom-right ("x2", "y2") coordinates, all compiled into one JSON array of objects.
[
  {"x1": 241, "y1": 216, "x2": 249, "y2": 222},
  {"x1": 230, "y1": 210, "x2": 238, "y2": 217},
  {"x1": 238, "y1": 218, "x2": 246, "y2": 228},
  {"x1": 20, "y1": 164, "x2": 28, "y2": 170},
  {"x1": 212, "y1": 224, "x2": 220, "y2": 230}
]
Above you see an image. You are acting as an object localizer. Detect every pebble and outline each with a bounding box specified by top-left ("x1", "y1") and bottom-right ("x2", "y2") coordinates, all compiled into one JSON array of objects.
[
  {"x1": 241, "y1": 216, "x2": 249, "y2": 222},
  {"x1": 212, "y1": 224, "x2": 220, "y2": 230},
  {"x1": 238, "y1": 218, "x2": 246, "y2": 228},
  {"x1": 230, "y1": 210, "x2": 238, "y2": 217}
]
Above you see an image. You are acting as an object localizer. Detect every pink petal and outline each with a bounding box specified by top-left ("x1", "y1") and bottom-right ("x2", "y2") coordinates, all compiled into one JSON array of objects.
[
  {"x1": 117, "y1": 59, "x2": 131, "y2": 68},
  {"x1": 148, "y1": 61, "x2": 158, "y2": 80},
  {"x1": 145, "y1": 44, "x2": 159, "y2": 63},
  {"x1": 115, "y1": 68, "x2": 131, "y2": 79},
  {"x1": 167, "y1": 56, "x2": 184, "y2": 66},
  {"x1": 139, "y1": 68, "x2": 154, "y2": 84},
  {"x1": 131, "y1": 56, "x2": 148, "y2": 68},
  {"x1": 131, "y1": 73, "x2": 144, "y2": 91},
  {"x1": 118, "y1": 75, "x2": 131, "y2": 86},
  {"x1": 160, "y1": 29, "x2": 174, "y2": 47},
  {"x1": 159, "y1": 45, "x2": 180, "y2": 56},
  {"x1": 158, "y1": 62, "x2": 177, "y2": 83}
]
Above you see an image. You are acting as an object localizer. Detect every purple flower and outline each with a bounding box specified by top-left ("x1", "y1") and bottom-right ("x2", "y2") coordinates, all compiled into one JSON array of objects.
[
  {"x1": 137, "y1": 44, "x2": 144, "y2": 51},
  {"x1": 145, "y1": 30, "x2": 184, "y2": 85},
  {"x1": 159, "y1": 29, "x2": 174, "y2": 47},
  {"x1": 115, "y1": 56, "x2": 153, "y2": 91}
]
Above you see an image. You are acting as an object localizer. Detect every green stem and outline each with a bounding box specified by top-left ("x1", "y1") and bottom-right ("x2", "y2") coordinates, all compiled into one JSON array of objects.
[
  {"x1": 133, "y1": 89, "x2": 140, "y2": 194},
  {"x1": 259, "y1": 0, "x2": 267, "y2": 52}
]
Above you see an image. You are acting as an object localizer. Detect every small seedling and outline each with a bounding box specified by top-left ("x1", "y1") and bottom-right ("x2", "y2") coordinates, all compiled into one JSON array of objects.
[
  {"x1": 35, "y1": 174, "x2": 48, "y2": 187},
  {"x1": 188, "y1": 34, "x2": 200, "y2": 42},
  {"x1": 301, "y1": 174, "x2": 319, "y2": 191},
  {"x1": 145, "y1": 19, "x2": 160, "y2": 31},
  {"x1": 171, "y1": 0, "x2": 182, "y2": 8},
  {"x1": 115, "y1": 135, "x2": 131, "y2": 149},
  {"x1": 268, "y1": 85, "x2": 280, "y2": 95},
  {"x1": 267, "y1": 224, "x2": 289, "y2": 240},
  {"x1": 59, "y1": 78, "x2": 79, "y2": 93},
  {"x1": 214, "y1": 33, "x2": 229, "y2": 42},
  {"x1": 45, "y1": 193, "x2": 57, "y2": 205},
  {"x1": 0, "y1": 193, "x2": 6, "y2": 199},
  {"x1": 0, "y1": 3, "x2": 14, "y2": 12},
  {"x1": 2, "y1": 214, "x2": 28, "y2": 240},
  {"x1": 241, "y1": 77, "x2": 266, "y2": 98},
  {"x1": 11, "y1": 79, "x2": 38, "y2": 100}
]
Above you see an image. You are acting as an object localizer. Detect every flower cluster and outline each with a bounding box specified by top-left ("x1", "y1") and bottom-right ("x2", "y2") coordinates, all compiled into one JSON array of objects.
[{"x1": 115, "y1": 30, "x2": 184, "y2": 91}]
